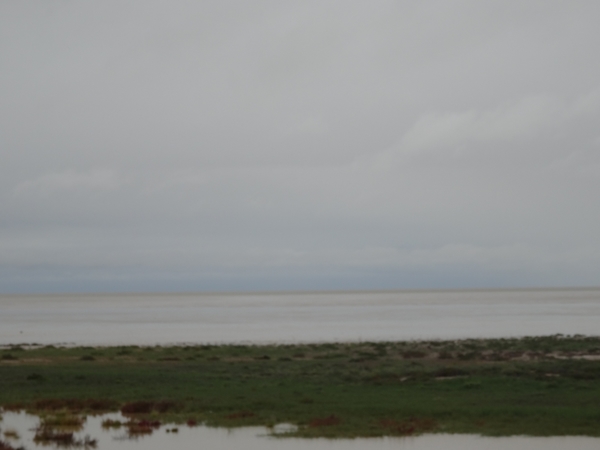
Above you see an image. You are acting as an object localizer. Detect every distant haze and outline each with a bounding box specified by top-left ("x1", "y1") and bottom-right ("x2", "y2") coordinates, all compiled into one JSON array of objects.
[{"x1": 1, "y1": 1, "x2": 600, "y2": 293}]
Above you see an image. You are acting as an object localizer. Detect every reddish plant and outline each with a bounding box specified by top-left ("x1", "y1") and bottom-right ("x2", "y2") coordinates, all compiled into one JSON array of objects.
[
  {"x1": 33, "y1": 398, "x2": 116, "y2": 412},
  {"x1": 34, "y1": 429, "x2": 74, "y2": 444},
  {"x1": 120, "y1": 400, "x2": 177, "y2": 414},
  {"x1": 308, "y1": 415, "x2": 341, "y2": 427},
  {"x1": 125, "y1": 420, "x2": 160, "y2": 436},
  {"x1": 379, "y1": 417, "x2": 437, "y2": 435},
  {"x1": 121, "y1": 401, "x2": 154, "y2": 414},
  {"x1": 155, "y1": 400, "x2": 176, "y2": 413}
]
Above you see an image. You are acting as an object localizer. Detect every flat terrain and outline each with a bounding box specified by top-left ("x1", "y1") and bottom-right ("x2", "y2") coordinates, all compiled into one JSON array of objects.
[{"x1": 2, "y1": 335, "x2": 600, "y2": 437}]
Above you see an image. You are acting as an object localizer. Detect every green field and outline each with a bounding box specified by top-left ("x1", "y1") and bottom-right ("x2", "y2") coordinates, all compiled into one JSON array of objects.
[{"x1": 2, "y1": 335, "x2": 600, "y2": 437}]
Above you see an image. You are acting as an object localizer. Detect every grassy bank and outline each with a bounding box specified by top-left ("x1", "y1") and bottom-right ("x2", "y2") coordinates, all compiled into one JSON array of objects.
[{"x1": 2, "y1": 335, "x2": 600, "y2": 437}]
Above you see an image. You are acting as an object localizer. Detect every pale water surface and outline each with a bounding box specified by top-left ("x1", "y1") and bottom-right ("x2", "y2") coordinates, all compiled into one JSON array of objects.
[
  {"x1": 1, "y1": 412, "x2": 599, "y2": 450},
  {"x1": 2, "y1": 291, "x2": 600, "y2": 450},
  {"x1": 1, "y1": 289, "x2": 599, "y2": 345}
]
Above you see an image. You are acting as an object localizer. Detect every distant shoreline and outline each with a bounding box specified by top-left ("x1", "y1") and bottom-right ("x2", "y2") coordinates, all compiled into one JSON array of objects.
[
  {"x1": 3, "y1": 286, "x2": 600, "y2": 297},
  {"x1": 2, "y1": 332, "x2": 600, "y2": 350}
]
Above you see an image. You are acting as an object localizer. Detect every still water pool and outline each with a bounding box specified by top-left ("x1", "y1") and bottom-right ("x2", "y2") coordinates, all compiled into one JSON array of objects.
[{"x1": 1, "y1": 412, "x2": 599, "y2": 450}]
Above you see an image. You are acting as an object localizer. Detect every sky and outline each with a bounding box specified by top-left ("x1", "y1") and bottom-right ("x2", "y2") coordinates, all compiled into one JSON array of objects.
[{"x1": 1, "y1": 0, "x2": 600, "y2": 293}]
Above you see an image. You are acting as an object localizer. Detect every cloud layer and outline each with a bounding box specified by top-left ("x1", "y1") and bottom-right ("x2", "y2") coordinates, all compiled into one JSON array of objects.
[{"x1": 1, "y1": 1, "x2": 600, "y2": 292}]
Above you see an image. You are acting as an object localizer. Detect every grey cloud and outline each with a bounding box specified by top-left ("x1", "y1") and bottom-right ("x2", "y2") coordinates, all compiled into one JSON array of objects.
[{"x1": 1, "y1": 1, "x2": 600, "y2": 292}]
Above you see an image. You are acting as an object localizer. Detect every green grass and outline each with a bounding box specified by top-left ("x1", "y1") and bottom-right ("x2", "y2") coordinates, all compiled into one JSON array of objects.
[{"x1": 1, "y1": 335, "x2": 600, "y2": 437}]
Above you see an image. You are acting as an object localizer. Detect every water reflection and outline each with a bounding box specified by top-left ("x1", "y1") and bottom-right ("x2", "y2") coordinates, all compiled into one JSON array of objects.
[{"x1": 1, "y1": 411, "x2": 600, "y2": 450}]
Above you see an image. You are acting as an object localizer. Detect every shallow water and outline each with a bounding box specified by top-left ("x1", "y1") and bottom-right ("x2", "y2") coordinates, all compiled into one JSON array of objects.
[
  {"x1": 1, "y1": 289, "x2": 600, "y2": 345},
  {"x1": 1, "y1": 411, "x2": 599, "y2": 450}
]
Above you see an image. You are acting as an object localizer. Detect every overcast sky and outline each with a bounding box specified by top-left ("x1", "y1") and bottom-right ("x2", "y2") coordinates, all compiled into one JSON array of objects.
[{"x1": 1, "y1": 1, "x2": 600, "y2": 293}]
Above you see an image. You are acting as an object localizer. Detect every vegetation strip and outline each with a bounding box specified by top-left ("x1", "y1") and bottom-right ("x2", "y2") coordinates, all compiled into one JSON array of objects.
[{"x1": 1, "y1": 335, "x2": 600, "y2": 437}]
